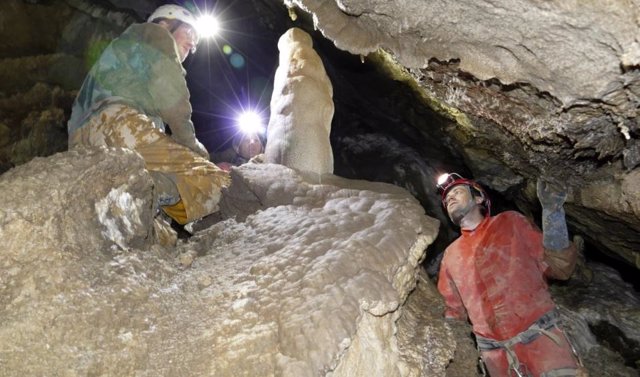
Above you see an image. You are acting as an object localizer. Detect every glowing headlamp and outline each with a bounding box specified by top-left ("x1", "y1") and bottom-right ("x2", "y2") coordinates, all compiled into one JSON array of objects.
[
  {"x1": 236, "y1": 111, "x2": 265, "y2": 135},
  {"x1": 436, "y1": 172, "x2": 464, "y2": 191},
  {"x1": 194, "y1": 14, "x2": 219, "y2": 39}
]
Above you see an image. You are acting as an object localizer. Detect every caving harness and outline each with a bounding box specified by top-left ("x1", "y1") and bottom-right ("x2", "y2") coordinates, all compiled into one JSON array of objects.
[{"x1": 475, "y1": 308, "x2": 583, "y2": 377}]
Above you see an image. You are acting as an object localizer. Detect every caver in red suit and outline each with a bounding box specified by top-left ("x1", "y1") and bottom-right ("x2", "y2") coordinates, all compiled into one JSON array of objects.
[{"x1": 435, "y1": 173, "x2": 588, "y2": 377}]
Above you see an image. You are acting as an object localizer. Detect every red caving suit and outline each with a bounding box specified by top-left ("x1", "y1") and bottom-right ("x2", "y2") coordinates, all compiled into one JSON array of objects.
[{"x1": 438, "y1": 211, "x2": 579, "y2": 377}]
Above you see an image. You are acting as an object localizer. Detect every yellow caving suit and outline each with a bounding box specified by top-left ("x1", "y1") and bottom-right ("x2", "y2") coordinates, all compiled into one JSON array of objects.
[{"x1": 68, "y1": 22, "x2": 229, "y2": 224}]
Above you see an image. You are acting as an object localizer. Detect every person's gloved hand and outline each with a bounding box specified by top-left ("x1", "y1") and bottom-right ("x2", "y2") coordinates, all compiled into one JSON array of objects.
[
  {"x1": 537, "y1": 178, "x2": 570, "y2": 250},
  {"x1": 537, "y1": 179, "x2": 567, "y2": 210}
]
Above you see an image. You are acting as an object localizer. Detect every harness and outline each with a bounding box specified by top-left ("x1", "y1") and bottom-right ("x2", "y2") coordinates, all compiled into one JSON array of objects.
[{"x1": 475, "y1": 309, "x2": 580, "y2": 377}]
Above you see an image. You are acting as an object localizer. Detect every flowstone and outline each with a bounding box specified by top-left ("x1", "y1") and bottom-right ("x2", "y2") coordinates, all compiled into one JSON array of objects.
[{"x1": 0, "y1": 152, "x2": 454, "y2": 376}]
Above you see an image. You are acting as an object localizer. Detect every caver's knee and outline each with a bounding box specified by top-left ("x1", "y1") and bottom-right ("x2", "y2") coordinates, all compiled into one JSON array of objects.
[
  {"x1": 159, "y1": 160, "x2": 229, "y2": 224},
  {"x1": 85, "y1": 104, "x2": 162, "y2": 150}
]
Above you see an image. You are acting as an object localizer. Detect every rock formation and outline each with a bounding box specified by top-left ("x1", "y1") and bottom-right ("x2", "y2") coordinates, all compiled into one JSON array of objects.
[
  {"x1": 265, "y1": 27, "x2": 335, "y2": 178},
  {"x1": 0, "y1": 148, "x2": 456, "y2": 376}
]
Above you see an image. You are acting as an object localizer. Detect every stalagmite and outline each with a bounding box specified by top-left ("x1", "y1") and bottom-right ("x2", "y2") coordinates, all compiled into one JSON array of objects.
[{"x1": 265, "y1": 27, "x2": 334, "y2": 179}]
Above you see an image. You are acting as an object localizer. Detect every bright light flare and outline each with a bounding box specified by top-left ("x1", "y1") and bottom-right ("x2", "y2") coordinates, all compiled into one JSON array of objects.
[
  {"x1": 195, "y1": 14, "x2": 219, "y2": 39},
  {"x1": 437, "y1": 173, "x2": 452, "y2": 187},
  {"x1": 237, "y1": 111, "x2": 265, "y2": 135}
]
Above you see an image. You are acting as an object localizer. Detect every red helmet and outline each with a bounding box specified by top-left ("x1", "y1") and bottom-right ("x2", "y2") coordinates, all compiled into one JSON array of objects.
[{"x1": 436, "y1": 172, "x2": 491, "y2": 215}]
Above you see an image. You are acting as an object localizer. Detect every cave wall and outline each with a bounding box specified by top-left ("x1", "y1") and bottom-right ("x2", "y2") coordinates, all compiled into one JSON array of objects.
[
  {"x1": 0, "y1": 0, "x2": 138, "y2": 173},
  {"x1": 282, "y1": 0, "x2": 640, "y2": 269}
]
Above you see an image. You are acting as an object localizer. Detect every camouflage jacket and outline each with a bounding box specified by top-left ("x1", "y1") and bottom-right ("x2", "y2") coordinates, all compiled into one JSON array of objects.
[{"x1": 68, "y1": 22, "x2": 203, "y2": 155}]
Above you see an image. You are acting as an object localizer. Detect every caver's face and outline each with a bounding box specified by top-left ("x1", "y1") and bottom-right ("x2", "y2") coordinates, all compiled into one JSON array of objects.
[
  {"x1": 238, "y1": 136, "x2": 263, "y2": 160},
  {"x1": 172, "y1": 23, "x2": 198, "y2": 62},
  {"x1": 445, "y1": 185, "x2": 478, "y2": 225}
]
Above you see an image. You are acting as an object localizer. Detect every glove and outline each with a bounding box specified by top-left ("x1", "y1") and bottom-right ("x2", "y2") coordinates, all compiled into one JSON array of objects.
[
  {"x1": 537, "y1": 179, "x2": 570, "y2": 250},
  {"x1": 537, "y1": 179, "x2": 567, "y2": 210}
]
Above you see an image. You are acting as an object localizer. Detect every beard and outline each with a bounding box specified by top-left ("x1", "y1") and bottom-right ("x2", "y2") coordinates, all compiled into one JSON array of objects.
[{"x1": 448, "y1": 200, "x2": 476, "y2": 225}]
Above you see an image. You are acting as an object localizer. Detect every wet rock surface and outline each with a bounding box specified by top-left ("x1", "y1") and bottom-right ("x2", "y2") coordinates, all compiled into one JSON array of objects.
[{"x1": 552, "y1": 263, "x2": 640, "y2": 376}]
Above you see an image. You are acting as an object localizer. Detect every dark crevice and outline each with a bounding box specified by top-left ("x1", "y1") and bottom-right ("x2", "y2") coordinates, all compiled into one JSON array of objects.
[
  {"x1": 589, "y1": 321, "x2": 640, "y2": 369},
  {"x1": 584, "y1": 242, "x2": 640, "y2": 292}
]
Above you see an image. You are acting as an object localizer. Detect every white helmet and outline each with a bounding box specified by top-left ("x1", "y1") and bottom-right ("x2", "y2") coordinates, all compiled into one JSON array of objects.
[{"x1": 148, "y1": 5, "x2": 197, "y2": 30}]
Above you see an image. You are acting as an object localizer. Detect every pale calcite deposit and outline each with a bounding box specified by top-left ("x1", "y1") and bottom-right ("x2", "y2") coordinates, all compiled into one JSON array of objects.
[
  {"x1": 265, "y1": 27, "x2": 335, "y2": 178},
  {"x1": 188, "y1": 163, "x2": 440, "y2": 376},
  {"x1": 0, "y1": 150, "x2": 453, "y2": 376}
]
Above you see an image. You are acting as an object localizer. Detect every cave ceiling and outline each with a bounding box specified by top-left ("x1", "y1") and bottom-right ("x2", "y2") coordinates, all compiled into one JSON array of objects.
[{"x1": 1, "y1": 0, "x2": 639, "y2": 271}]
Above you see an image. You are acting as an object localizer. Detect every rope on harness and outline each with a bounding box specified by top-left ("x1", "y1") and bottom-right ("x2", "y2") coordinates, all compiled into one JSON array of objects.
[{"x1": 476, "y1": 308, "x2": 563, "y2": 376}]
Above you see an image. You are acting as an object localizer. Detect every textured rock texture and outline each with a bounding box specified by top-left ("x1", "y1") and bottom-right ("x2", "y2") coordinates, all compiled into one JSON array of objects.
[
  {"x1": 0, "y1": 147, "x2": 155, "y2": 253},
  {"x1": 195, "y1": 162, "x2": 445, "y2": 376},
  {"x1": 283, "y1": 0, "x2": 640, "y2": 271},
  {"x1": 0, "y1": 150, "x2": 454, "y2": 376},
  {"x1": 0, "y1": 0, "x2": 127, "y2": 174},
  {"x1": 285, "y1": 0, "x2": 638, "y2": 106},
  {"x1": 552, "y1": 263, "x2": 640, "y2": 376}
]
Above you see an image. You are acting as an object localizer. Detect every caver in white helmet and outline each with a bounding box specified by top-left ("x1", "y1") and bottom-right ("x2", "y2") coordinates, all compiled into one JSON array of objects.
[{"x1": 148, "y1": 5, "x2": 199, "y2": 53}]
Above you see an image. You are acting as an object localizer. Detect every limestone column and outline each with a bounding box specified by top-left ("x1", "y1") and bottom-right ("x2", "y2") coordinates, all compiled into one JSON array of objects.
[{"x1": 265, "y1": 27, "x2": 334, "y2": 177}]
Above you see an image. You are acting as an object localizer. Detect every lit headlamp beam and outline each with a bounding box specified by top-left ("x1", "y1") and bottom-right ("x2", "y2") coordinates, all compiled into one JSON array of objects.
[
  {"x1": 195, "y1": 14, "x2": 219, "y2": 39},
  {"x1": 237, "y1": 111, "x2": 265, "y2": 135},
  {"x1": 437, "y1": 173, "x2": 451, "y2": 187}
]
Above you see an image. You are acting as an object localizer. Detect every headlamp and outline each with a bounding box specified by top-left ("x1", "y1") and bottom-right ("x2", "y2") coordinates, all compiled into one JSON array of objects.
[
  {"x1": 195, "y1": 14, "x2": 219, "y2": 39},
  {"x1": 436, "y1": 172, "x2": 464, "y2": 191},
  {"x1": 237, "y1": 111, "x2": 265, "y2": 135}
]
